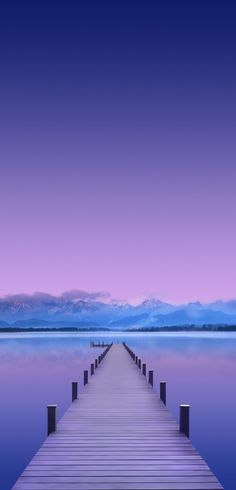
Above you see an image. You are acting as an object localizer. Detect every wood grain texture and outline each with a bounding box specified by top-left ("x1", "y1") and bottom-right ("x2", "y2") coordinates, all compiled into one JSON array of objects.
[{"x1": 12, "y1": 344, "x2": 223, "y2": 490}]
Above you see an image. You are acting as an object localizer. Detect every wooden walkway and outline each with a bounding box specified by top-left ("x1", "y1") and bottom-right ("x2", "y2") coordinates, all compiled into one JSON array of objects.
[{"x1": 12, "y1": 344, "x2": 223, "y2": 490}]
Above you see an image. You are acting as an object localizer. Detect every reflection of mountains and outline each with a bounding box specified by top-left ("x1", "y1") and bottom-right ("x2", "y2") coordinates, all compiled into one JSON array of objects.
[{"x1": 1, "y1": 290, "x2": 236, "y2": 328}]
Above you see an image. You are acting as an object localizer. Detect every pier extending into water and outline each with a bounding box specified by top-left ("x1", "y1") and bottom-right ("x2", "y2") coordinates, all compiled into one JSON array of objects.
[{"x1": 12, "y1": 343, "x2": 223, "y2": 490}]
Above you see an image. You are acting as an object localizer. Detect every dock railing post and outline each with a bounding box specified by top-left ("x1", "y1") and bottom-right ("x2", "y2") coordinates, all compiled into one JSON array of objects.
[
  {"x1": 148, "y1": 370, "x2": 153, "y2": 386},
  {"x1": 72, "y1": 382, "x2": 78, "y2": 402},
  {"x1": 91, "y1": 363, "x2": 94, "y2": 376},
  {"x1": 142, "y1": 363, "x2": 146, "y2": 376},
  {"x1": 95, "y1": 359, "x2": 98, "y2": 369},
  {"x1": 84, "y1": 370, "x2": 88, "y2": 385},
  {"x1": 47, "y1": 405, "x2": 57, "y2": 435},
  {"x1": 160, "y1": 381, "x2": 166, "y2": 405},
  {"x1": 135, "y1": 356, "x2": 138, "y2": 364},
  {"x1": 180, "y1": 404, "x2": 190, "y2": 437},
  {"x1": 138, "y1": 358, "x2": 141, "y2": 369}
]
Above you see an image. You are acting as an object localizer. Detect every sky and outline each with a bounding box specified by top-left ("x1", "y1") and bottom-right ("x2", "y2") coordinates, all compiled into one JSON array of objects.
[{"x1": 0, "y1": 1, "x2": 235, "y2": 303}]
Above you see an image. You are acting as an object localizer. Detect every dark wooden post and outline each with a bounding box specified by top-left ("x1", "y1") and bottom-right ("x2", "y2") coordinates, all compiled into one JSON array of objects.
[
  {"x1": 142, "y1": 363, "x2": 146, "y2": 376},
  {"x1": 160, "y1": 381, "x2": 166, "y2": 405},
  {"x1": 135, "y1": 356, "x2": 138, "y2": 364},
  {"x1": 99, "y1": 355, "x2": 101, "y2": 364},
  {"x1": 47, "y1": 405, "x2": 57, "y2": 435},
  {"x1": 148, "y1": 370, "x2": 153, "y2": 386},
  {"x1": 91, "y1": 363, "x2": 94, "y2": 376},
  {"x1": 72, "y1": 382, "x2": 78, "y2": 402},
  {"x1": 84, "y1": 370, "x2": 88, "y2": 385},
  {"x1": 138, "y1": 358, "x2": 141, "y2": 369},
  {"x1": 95, "y1": 359, "x2": 98, "y2": 369},
  {"x1": 180, "y1": 404, "x2": 190, "y2": 437}
]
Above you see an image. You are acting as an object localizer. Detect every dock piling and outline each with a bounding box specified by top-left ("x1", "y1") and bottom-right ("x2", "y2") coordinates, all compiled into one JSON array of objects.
[
  {"x1": 160, "y1": 381, "x2": 166, "y2": 405},
  {"x1": 142, "y1": 363, "x2": 146, "y2": 376},
  {"x1": 148, "y1": 370, "x2": 154, "y2": 386},
  {"x1": 91, "y1": 363, "x2": 94, "y2": 376},
  {"x1": 72, "y1": 382, "x2": 78, "y2": 402},
  {"x1": 180, "y1": 404, "x2": 190, "y2": 437},
  {"x1": 84, "y1": 370, "x2": 88, "y2": 385},
  {"x1": 47, "y1": 405, "x2": 57, "y2": 435}
]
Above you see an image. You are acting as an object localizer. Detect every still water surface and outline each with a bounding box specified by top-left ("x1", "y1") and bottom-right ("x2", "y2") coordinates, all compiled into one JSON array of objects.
[{"x1": 0, "y1": 331, "x2": 235, "y2": 490}]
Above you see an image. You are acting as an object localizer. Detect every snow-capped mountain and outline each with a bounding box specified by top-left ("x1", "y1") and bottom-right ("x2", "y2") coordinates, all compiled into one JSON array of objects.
[{"x1": 0, "y1": 290, "x2": 236, "y2": 328}]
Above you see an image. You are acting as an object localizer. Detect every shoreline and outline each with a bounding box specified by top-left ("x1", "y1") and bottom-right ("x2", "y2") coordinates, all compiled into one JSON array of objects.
[{"x1": 1, "y1": 325, "x2": 236, "y2": 333}]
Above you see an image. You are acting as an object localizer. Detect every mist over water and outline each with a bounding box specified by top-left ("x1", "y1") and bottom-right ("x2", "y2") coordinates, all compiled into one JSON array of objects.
[{"x1": 0, "y1": 332, "x2": 235, "y2": 490}]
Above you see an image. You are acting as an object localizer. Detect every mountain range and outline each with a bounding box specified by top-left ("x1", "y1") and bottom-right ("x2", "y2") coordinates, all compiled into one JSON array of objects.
[{"x1": 0, "y1": 290, "x2": 236, "y2": 329}]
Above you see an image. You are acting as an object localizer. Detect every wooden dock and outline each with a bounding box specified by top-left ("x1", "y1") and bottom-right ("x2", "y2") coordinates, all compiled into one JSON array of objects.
[{"x1": 12, "y1": 343, "x2": 223, "y2": 490}]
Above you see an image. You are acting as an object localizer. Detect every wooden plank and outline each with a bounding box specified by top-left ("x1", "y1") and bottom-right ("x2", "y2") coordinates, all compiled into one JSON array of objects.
[
  {"x1": 17, "y1": 475, "x2": 219, "y2": 483},
  {"x1": 28, "y1": 463, "x2": 212, "y2": 473},
  {"x1": 11, "y1": 482, "x2": 223, "y2": 489},
  {"x1": 23, "y1": 470, "x2": 215, "y2": 476},
  {"x1": 12, "y1": 344, "x2": 223, "y2": 490}
]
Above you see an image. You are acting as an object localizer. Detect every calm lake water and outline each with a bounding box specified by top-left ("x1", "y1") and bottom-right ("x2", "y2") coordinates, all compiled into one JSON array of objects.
[{"x1": 0, "y1": 331, "x2": 236, "y2": 490}]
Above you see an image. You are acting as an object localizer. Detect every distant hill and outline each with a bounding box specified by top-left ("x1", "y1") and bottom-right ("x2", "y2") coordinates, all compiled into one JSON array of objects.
[{"x1": 0, "y1": 290, "x2": 236, "y2": 329}]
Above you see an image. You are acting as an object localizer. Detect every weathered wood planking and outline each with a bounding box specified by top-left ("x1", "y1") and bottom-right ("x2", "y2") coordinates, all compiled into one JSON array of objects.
[{"x1": 12, "y1": 344, "x2": 223, "y2": 490}]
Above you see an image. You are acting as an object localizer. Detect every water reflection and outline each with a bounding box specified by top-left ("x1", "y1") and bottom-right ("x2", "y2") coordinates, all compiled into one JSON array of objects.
[{"x1": 0, "y1": 332, "x2": 236, "y2": 490}]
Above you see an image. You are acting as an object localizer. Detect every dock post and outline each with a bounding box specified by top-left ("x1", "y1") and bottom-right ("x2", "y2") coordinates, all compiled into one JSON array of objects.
[
  {"x1": 47, "y1": 405, "x2": 57, "y2": 435},
  {"x1": 148, "y1": 370, "x2": 153, "y2": 386},
  {"x1": 160, "y1": 381, "x2": 166, "y2": 405},
  {"x1": 180, "y1": 404, "x2": 190, "y2": 437},
  {"x1": 138, "y1": 358, "x2": 141, "y2": 369},
  {"x1": 142, "y1": 363, "x2": 146, "y2": 376},
  {"x1": 95, "y1": 359, "x2": 98, "y2": 369},
  {"x1": 72, "y1": 382, "x2": 78, "y2": 401},
  {"x1": 84, "y1": 370, "x2": 88, "y2": 385},
  {"x1": 91, "y1": 363, "x2": 94, "y2": 376},
  {"x1": 135, "y1": 356, "x2": 138, "y2": 364}
]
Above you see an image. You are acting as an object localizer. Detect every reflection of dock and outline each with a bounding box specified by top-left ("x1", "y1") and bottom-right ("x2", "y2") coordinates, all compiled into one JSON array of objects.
[
  {"x1": 12, "y1": 342, "x2": 223, "y2": 490},
  {"x1": 90, "y1": 341, "x2": 112, "y2": 347}
]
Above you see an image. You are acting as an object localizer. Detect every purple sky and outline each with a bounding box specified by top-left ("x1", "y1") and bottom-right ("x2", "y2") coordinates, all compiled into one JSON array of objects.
[{"x1": 0, "y1": 3, "x2": 235, "y2": 303}]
